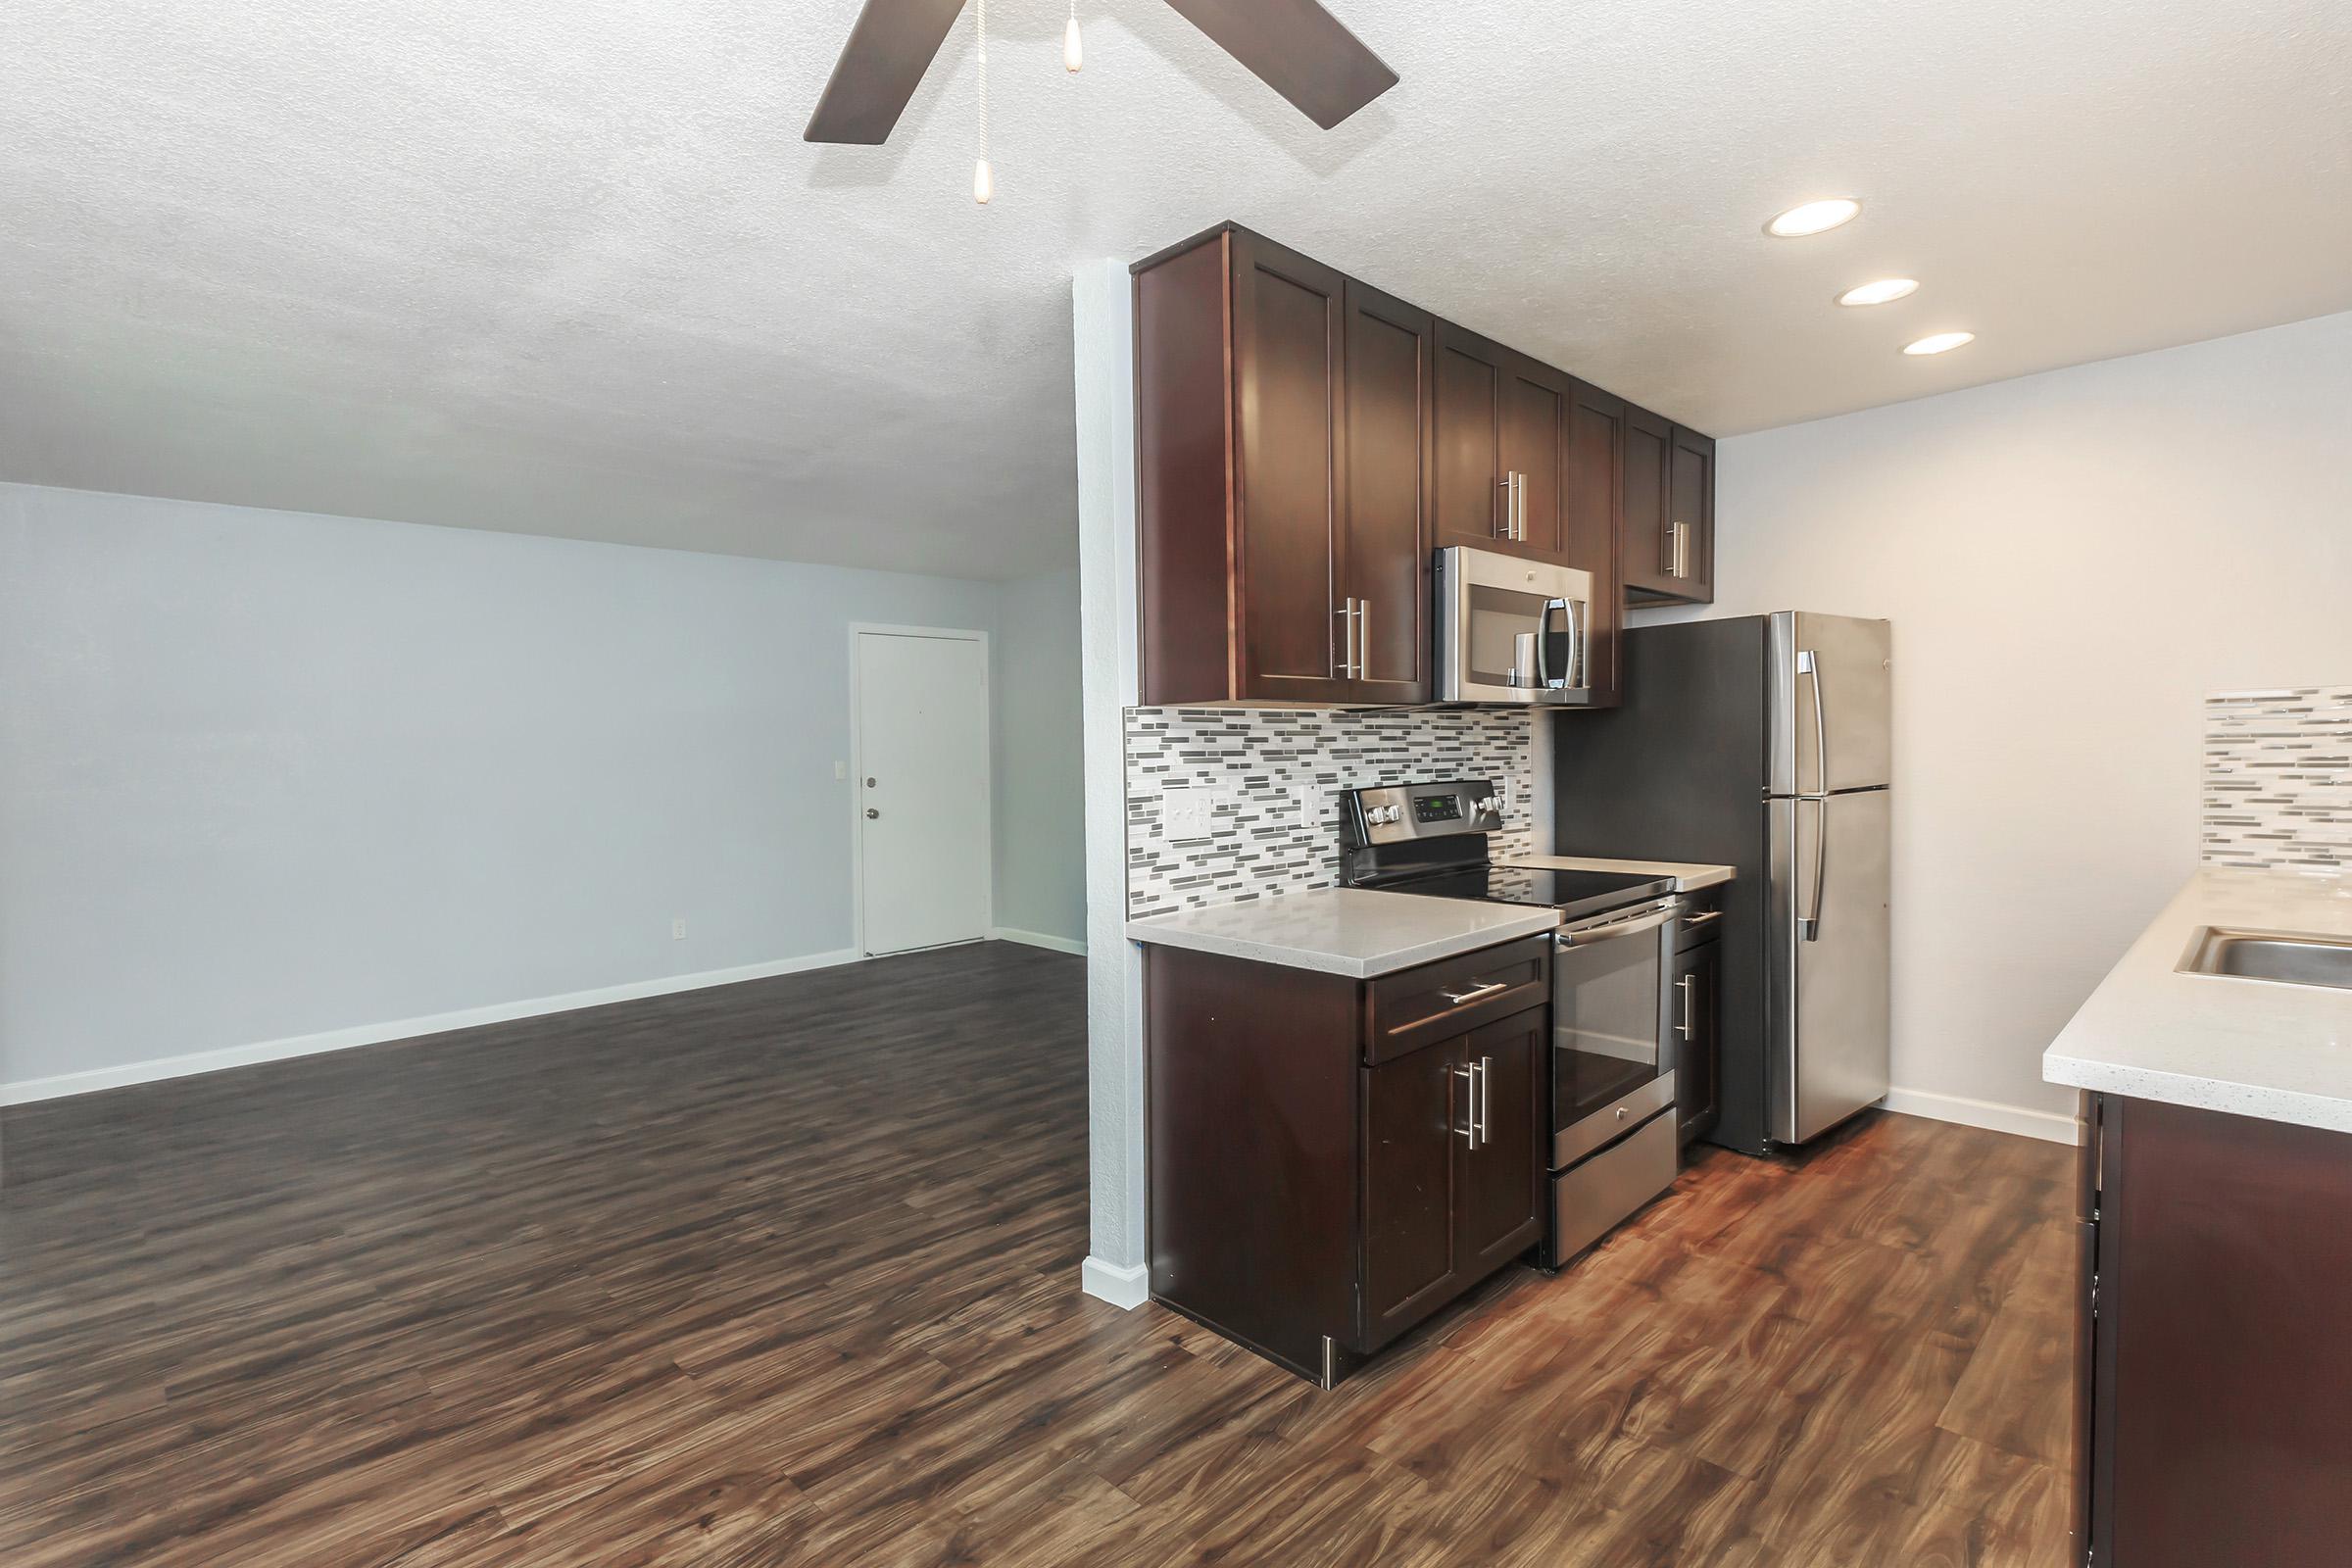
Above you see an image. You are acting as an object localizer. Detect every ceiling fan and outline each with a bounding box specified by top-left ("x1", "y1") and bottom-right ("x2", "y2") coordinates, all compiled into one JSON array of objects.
[{"x1": 804, "y1": 0, "x2": 1399, "y2": 145}]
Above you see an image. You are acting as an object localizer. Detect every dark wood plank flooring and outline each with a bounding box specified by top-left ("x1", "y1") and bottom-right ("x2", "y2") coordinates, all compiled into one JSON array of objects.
[{"x1": 0, "y1": 942, "x2": 2073, "y2": 1565}]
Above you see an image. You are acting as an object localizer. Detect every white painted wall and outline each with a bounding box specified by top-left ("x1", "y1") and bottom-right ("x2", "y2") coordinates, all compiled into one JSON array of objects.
[
  {"x1": 1635, "y1": 311, "x2": 2352, "y2": 1130},
  {"x1": 991, "y1": 568, "x2": 1087, "y2": 950},
  {"x1": 0, "y1": 482, "x2": 1084, "y2": 1099}
]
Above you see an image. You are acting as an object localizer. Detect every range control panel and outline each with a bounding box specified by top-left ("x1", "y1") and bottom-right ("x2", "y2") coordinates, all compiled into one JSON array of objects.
[{"x1": 1344, "y1": 779, "x2": 1505, "y2": 848}]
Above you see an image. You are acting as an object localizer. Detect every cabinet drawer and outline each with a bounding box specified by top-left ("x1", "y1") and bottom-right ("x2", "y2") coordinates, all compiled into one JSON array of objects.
[
  {"x1": 1676, "y1": 884, "x2": 1725, "y2": 952},
  {"x1": 1365, "y1": 936, "x2": 1550, "y2": 1064}
]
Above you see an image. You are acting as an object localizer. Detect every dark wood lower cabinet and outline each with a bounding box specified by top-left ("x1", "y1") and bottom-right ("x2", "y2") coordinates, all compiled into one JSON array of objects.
[
  {"x1": 1670, "y1": 937, "x2": 1720, "y2": 1146},
  {"x1": 2076, "y1": 1092, "x2": 2352, "y2": 1566},
  {"x1": 1148, "y1": 937, "x2": 1549, "y2": 1385}
]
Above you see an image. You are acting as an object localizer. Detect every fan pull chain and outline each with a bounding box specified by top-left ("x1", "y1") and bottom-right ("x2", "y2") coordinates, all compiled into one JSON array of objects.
[{"x1": 972, "y1": 0, "x2": 994, "y2": 204}]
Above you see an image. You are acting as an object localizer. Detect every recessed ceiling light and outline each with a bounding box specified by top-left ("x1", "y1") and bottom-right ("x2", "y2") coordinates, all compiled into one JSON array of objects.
[
  {"x1": 1902, "y1": 331, "x2": 1977, "y2": 356},
  {"x1": 1838, "y1": 277, "x2": 1919, "y2": 307},
  {"x1": 1765, "y1": 198, "x2": 1862, "y2": 238}
]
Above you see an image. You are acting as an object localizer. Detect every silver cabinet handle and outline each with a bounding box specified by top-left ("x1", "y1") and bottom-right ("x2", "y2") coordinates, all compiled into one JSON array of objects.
[
  {"x1": 1515, "y1": 472, "x2": 1528, "y2": 541},
  {"x1": 1495, "y1": 475, "x2": 1512, "y2": 540},
  {"x1": 1438, "y1": 980, "x2": 1508, "y2": 1005},
  {"x1": 1676, "y1": 974, "x2": 1696, "y2": 1040},
  {"x1": 1681, "y1": 909, "x2": 1722, "y2": 929},
  {"x1": 1476, "y1": 1055, "x2": 1494, "y2": 1147},
  {"x1": 1357, "y1": 598, "x2": 1371, "y2": 680},
  {"x1": 1452, "y1": 1060, "x2": 1477, "y2": 1146},
  {"x1": 1335, "y1": 599, "x2": 1363, "y2": 679}
]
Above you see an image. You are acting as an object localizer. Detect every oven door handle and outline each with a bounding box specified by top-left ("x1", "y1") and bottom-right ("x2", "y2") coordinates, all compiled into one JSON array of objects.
[{"x1": 1556, "y1": 905, "x2": 1679, "y2": 947}]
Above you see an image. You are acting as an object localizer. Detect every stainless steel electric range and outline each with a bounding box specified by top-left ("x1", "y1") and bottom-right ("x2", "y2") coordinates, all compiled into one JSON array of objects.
[{"x1": 1342, "y1": 778, "x2": 1686, "y2": 1266}]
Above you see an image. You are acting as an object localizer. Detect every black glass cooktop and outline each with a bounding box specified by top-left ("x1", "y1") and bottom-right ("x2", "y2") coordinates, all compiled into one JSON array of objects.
[{"x1": 1375, "y1": 863, "x2": 1675, "y2": 922}]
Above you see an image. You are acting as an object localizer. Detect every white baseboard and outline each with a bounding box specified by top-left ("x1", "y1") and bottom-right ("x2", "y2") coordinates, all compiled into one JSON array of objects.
[
  {"x1": 1081, "y1": 1255, "x2": 1150, "y2": 1309},
  {"x1": 1880, "y1": 1086, "x2": 2080, "y2": 1146},
  {"x1": 0, "y1": 950, "x2": 863, "y2": 1106},
  {"x1": 990, "y1": 927, "x2": 1089, "y2": 957}
]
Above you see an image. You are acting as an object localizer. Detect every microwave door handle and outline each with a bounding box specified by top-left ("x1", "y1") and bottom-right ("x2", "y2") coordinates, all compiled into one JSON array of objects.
[
  {"x1": 1563, "y1": 597, "x2": 1583, "y2": 689},
  {"x1": 1536, "y1": 597, "x2": 1569, "y2": 688}
]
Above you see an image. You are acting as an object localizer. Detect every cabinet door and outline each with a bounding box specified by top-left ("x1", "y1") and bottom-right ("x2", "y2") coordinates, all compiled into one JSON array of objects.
[
  {"x1": 1433, "y1": 320, "x2": 1507, "y2": 554},
  {"x1": 1341, "y1": 280, "x2": 1433, "y2": 702},
  {"x1": 1497, "y1": 353, "x2": 1570, "y2": 562},
  {"x1": 1671, "y1": 941, "x2": 1720, "y2": 1145},
  {"x1": 1359, "y1": 1038, "x2": 1465, "y2": 1346},
  {"x1": 1619, "y1": 405, "x2": 1676, "y2": 594},
  {"x1": 1457, "y1": 1010, "x2": 1545, "y2": 1276},
  {"x1": 1564, "y1": 379, "x2": 1626, "y2": 707},
  {"x1": 1230, "y1": 230, "x2": 1350, "y2": 702},
  {"x1": 1668, "y1": 425, "x2": 1715, "y2": 603}
]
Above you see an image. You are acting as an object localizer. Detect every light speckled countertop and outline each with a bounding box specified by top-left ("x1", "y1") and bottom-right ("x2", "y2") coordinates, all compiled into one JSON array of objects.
[
  {"x1": 1510, "y1": 855, "x2": 1736, "y2": 892},
  {"x1": 2044, "y1": 867, "x2": 2352, "y2": 1133},
  {"x1": 1124, "y1": 889, "x2": 1560, "y2": 979}
]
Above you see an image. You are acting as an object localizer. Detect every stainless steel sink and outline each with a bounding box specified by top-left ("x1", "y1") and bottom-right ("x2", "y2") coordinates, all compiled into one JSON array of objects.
[{"x1": 2178, "y1": 927, "x2": 2352, "y2": 990}]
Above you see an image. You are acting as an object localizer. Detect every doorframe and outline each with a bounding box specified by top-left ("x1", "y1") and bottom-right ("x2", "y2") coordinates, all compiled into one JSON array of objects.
[{"x1": 848, "y1": 622, "x2": 995, "y2": 958}]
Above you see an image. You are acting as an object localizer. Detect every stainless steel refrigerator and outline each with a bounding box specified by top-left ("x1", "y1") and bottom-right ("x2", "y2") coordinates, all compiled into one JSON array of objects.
[{"x1": 1548, "y1": 612, "x2": 1891, "y2": 1154}]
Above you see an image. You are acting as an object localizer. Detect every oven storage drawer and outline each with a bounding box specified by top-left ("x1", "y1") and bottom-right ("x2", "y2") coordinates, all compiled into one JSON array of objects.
[
  {"x1": 1364, "y1": 935, "x2": 1551, "y2": 1064},
  {"x1": 1551, "y1": 1108, "x2": 1678, "y2": 1263}
]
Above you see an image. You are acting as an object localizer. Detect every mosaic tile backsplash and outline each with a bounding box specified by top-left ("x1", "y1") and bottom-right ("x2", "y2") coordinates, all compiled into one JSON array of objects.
[
  {"x1": 2203, "y1": 686, "x2": 2352, "y2": 871},
  {"x1": 1125, "y1": 708, "x2": 1538, "y2": 918}
]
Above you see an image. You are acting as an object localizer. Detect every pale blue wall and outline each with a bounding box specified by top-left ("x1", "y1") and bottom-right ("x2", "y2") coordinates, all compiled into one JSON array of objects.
[{"x1": 0, "y1": 482, "x2": 1086, "y2": 1090}]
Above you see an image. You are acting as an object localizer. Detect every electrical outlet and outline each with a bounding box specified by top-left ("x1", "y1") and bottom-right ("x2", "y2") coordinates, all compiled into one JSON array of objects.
[
  {"x1": 1162, "y1": 790, "x2": 1220, "y2": 842},
  {"x1": 1294, "y1": 787, "x2": 1327, "y2": 825},
  {"x1": 671, "y1": 917, "x2": 688, "y2": 941}
]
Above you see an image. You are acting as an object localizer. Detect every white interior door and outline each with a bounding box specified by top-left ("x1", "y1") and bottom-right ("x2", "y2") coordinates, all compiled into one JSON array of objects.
[{"x1": 856, "y1": 629, "x2": 992, "y2": 956}]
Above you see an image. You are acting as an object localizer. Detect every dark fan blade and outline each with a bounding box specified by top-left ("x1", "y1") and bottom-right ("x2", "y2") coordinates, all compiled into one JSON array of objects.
[
  {"x1": 1160, "y1": 0, "x2": 1397, "y2": 129},
  {"x1": 805, "y1": 0, "x2": 969, "y2": 144}
]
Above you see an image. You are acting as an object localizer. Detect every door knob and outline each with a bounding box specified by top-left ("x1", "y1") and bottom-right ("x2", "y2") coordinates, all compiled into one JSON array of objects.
[{"x1": 865, "y1": 808, "x2": 880, "y2": 819}]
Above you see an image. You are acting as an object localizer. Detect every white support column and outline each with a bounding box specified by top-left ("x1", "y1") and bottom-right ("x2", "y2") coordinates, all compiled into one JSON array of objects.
[{"x1": 1072, "y1": 259, "x2": 1149, "y2": 1308}]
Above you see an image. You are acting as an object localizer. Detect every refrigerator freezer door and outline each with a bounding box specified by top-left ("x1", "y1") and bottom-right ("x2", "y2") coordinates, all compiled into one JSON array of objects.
[
  {"x1": 1769, "y1": 613, "x2": 1893, "y2": 797},
  {"x1": 1768, "y1": 788, "x2": 1892, "y2": 1144}
]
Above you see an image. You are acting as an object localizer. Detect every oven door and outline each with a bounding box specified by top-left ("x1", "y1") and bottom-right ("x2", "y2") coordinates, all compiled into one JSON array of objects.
[
  {"x1": 1436, "y1": 547, "x2": 1592, "y2": 705},
  {"x1": 1551, "y1": 899, "x2": 1680, "y2": 1166}
]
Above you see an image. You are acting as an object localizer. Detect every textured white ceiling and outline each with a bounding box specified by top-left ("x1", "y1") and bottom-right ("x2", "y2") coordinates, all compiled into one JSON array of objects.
[{"x1": 3, "y1": 1, "x2": 2348, "y2": 578}]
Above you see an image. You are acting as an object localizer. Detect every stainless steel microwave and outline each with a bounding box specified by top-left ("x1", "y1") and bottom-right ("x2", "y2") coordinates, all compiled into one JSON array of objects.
[{"x1": 1434, "y1": 547, "x2": 1592, "y2": 705}]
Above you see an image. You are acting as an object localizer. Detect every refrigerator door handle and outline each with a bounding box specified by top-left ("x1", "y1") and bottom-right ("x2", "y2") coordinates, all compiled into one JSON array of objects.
[
  {"x1": 1800, "y1": 795, "x2": 1828, "y2": 942},
  {"x1": 1796, "y1": 648, "x2": 1828, "y2": 796}
]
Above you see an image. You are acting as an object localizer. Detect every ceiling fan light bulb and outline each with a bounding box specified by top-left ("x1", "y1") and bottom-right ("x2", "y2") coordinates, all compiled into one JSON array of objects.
[
  {"x1": 1064, "y1": 15, "x2": 1083, "y2": 73},
  {"x1": 973, "y1": 158, "x2": 994, "y2": 205}
]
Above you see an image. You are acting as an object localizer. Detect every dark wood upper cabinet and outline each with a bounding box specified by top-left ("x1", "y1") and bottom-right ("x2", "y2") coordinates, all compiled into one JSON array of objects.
[
  {"x1": 1625, "y1": 416, "x2": 1715, "y2": 605},
  {"x1": 1619, "y1": 405, "x2": 1676, "y2": 596},
  {"x1": 1230, "y1": 230, "x2": 1349, "y2": 702},
  {"x1": 1340, "y1": 279, "x2": 1435, "y2": 701},
  {"x1": 1668, "y1": 425, "x2": 1716, "y2": 602},
  {"x1": 1432, "y1": 321, "x2": 1504, "y2": 554},
  {"x1": 1564, "y1": 379, "x2": 1627, "y2": 706},
  {"x1": 1135, "y1": 221, "x2": 1710, "y2": 704},
  {"x1": 1133, "y1": 225, "x2": 1431, "y2": 707},
  {"x1": 1433, "y1": 321, "x2": 1569, "y2": 564}
]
